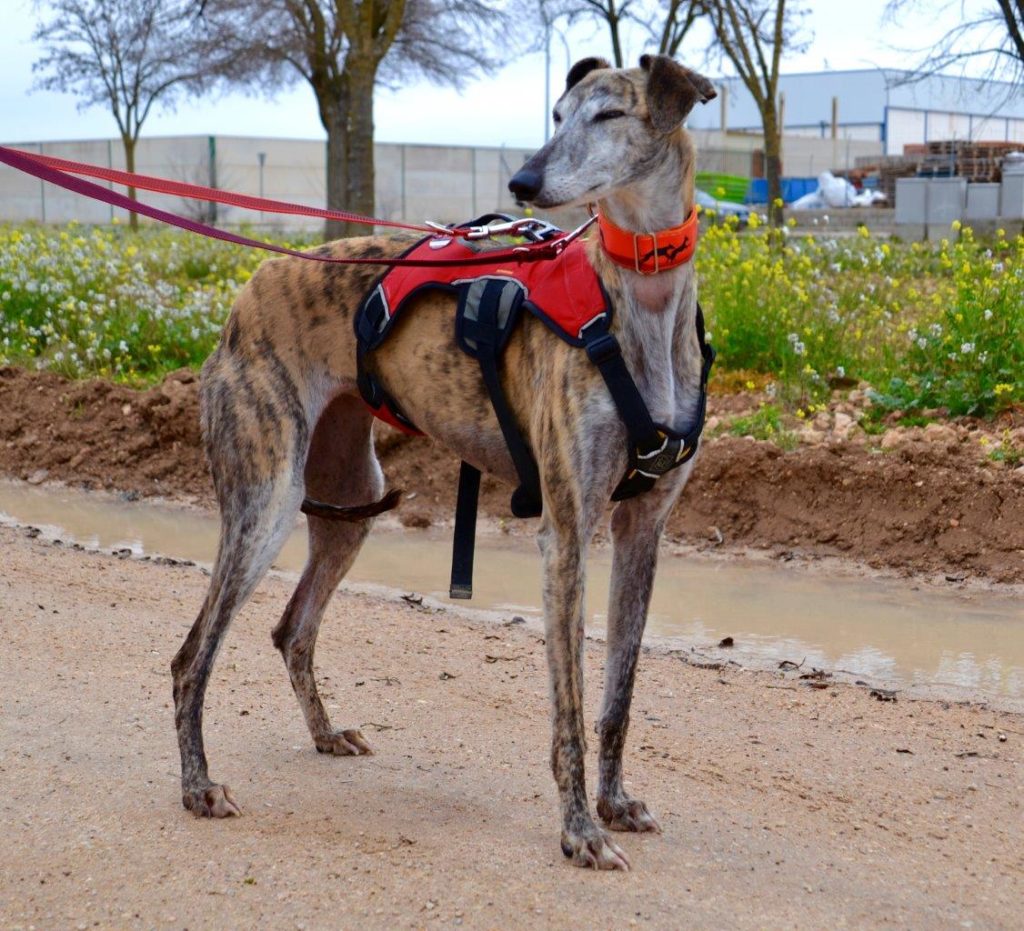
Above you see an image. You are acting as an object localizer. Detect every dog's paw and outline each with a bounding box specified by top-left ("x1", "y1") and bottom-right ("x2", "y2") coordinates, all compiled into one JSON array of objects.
[
  {"x1": 597, "y1": 795, "x2": 662, "y2": 833},
  {"x1": 560, "y1": 826, "x2": 631, "y2": 871},
  {"x1": 183, "y1": 783, "x2": 241, "y2": 818},
  {"x1": 315, "y1": 728, "x2": 373, "y2": 756}
]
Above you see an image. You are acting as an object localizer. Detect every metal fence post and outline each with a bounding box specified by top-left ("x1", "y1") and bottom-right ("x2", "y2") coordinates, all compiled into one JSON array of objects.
[
  {"x1": 38, "y1": 143, "x2": 45, "y2": 223},
  {"x1": 208, "y1": 136, "x2": 218, "y2": 224}
]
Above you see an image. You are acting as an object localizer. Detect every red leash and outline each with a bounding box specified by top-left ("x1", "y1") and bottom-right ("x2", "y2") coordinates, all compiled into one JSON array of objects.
[
  {"x1": 0, "y1": 145, "x2": 590, "y2": 268},
  {"x1": 7, "y1": 146, "x2": 437, "y2": 233}
]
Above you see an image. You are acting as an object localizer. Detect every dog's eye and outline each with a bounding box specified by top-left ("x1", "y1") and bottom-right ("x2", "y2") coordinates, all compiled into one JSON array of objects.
[
  {"x1": 552, "y1": 111, "x2": 562, "y2": 125},
  {"x1": 594, "y1": 110, "x2": 626, "y2": 122}
]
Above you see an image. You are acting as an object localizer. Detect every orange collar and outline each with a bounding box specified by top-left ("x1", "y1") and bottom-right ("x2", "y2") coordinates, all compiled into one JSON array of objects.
[{"x1": 597, "y1": 208, "x2": 699, "y2": 275}]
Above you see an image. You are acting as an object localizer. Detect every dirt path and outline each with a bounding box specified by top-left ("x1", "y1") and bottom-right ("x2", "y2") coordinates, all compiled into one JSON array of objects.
[{"x1": 2, "y1": 525, "x2": 1021, "y2": 929}]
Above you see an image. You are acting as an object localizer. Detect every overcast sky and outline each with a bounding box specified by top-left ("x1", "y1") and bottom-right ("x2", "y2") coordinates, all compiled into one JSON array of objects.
[{"x1": 1, "y1": 0, "x2": 962, "y2": 148}]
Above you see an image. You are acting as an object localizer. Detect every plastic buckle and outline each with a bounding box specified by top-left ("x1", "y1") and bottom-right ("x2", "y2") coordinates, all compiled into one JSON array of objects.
[
  {"x1": 635, "y1": 433, "x2": 684, "y2": 478},
  {"x1": 584, "y1": 332, "x2": 620, "y2": 366}
]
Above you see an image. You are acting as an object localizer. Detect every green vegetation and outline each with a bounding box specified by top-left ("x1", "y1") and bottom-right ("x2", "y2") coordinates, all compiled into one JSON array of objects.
[
  {"x1": 0, "y1": 222, "x2": 285, "y2": 383},
  {"x1": 699, "y1": 217, "x2": 1024, "y2": 417},
  {"x1": 724, "y1": 403, "x2": 798, "y2": 449},
  {"x1": 1, "y1": 218, "x2": 1022, "y2": 421}
]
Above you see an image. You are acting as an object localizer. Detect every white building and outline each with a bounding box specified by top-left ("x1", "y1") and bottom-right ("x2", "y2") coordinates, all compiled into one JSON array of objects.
[{"x1": 686, "y1": 69, "x2": 1024, "y2": 156}]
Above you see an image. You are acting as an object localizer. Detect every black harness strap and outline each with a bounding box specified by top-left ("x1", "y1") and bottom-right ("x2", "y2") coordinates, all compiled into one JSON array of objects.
[
  {"x1": 462, "y1": 278, "x2": 543, "y2": 519},
  {"x1": 582, "y1": 305, "x2": 716, "y2": 501},
  {"x1": 450, "y1": 277, "x2": 544, "y2": 598},
  {"x1": 450, "y1": 462, "x2": 482, "y2": 598}
]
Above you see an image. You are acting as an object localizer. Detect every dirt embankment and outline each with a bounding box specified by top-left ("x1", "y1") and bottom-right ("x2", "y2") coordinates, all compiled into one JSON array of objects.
[{"x1": 2, "y1": 365, "x2": 1024, "y2": 582}]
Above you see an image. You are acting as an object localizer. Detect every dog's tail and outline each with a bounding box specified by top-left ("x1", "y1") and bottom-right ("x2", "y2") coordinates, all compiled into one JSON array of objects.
[{"x1": 300, "y1": 488, "x2": 403, "y2": 522}]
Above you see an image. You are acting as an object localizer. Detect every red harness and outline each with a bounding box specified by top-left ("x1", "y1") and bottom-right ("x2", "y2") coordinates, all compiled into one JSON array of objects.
[
  {"x1": 355, "y1": 235, "x2": 612, "y2": 434},
  {"x1": 354, "y1": 218, "x2": 715, "y2": 599}
]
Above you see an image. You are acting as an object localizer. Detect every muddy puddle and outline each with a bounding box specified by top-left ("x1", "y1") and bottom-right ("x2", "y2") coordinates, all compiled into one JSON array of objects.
[{"x1": 2, "y1": 480, "x2": 1022, "y2": 707}]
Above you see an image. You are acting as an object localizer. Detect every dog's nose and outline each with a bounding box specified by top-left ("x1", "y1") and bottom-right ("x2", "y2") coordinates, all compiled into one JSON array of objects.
[{"x1": 508, "y1": 167, "x2": 543, "y2": 202}]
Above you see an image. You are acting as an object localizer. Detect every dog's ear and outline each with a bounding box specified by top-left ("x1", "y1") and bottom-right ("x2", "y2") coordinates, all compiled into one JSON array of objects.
[
  {"x1": 639, "y1": 54, "x2": 717, "y2": 133},
  {"x1": 565, "y1": 57, "x2": 611, "y2": 92}
]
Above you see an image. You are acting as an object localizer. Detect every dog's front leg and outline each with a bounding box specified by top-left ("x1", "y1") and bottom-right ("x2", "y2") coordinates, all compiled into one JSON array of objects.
[
  {"x1": 538, "y1": 504, "x2": 630, "y2": 871},
  {"x1": 595, "y1": 485, "x2": 684, "y2": 834}
]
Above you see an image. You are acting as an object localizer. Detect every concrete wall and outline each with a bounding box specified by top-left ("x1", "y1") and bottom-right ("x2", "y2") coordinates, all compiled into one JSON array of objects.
[
  {"x1": 0, "y1": 135, "x2": 537, "y2": 230},
  {"x1": 0, "y1": 131, "x2": 881, "y2": 229}
]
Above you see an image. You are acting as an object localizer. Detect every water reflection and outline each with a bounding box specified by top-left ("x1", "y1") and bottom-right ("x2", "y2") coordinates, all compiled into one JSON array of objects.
[{"x1": 1, "y1": 480, "x2": 1022, "y2": 702}]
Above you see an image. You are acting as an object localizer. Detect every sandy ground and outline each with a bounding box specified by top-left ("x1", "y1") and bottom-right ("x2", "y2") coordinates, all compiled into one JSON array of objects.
[{"x1": 2, "y1": 524, "x2": 1022, "y2": 930}]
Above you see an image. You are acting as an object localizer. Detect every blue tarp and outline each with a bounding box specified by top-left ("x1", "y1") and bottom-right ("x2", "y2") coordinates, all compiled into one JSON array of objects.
[{"x1": 745, "y1": 177, "x2": 819, "y2": 205}]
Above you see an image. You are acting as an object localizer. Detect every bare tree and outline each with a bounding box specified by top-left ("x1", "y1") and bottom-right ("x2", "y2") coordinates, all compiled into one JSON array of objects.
[
  {"x1": 648, "y1": 0, "x2": 702, "y2": 56},
  {"x1": 884, "y1": 1, "x2": 1024, "y2": 87},
  {"x1": 199, "y1": 0, "x2": 506, "y2": 238},
  {"x1": 32, "y1": 0, "x2": 226, "y2": 229},
  {"x1": 703, "y1": 0, "x2": 807, "y2": 225},
  {"x1": 540, "y1": 0, "x2": 702, "y2": 65}
]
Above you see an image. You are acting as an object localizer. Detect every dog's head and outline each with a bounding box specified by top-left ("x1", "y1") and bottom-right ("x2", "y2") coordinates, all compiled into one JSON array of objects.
[{"x1": 508, "y1": 56, "x2": 715, "y2": 209}]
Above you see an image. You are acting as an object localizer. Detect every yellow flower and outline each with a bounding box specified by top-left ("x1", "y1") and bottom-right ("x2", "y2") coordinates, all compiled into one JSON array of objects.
[{"x1": 951, "y1": 220, "x2": 962, "y2": 232}]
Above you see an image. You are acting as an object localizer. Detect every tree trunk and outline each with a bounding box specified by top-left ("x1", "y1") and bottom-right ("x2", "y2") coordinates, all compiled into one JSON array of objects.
[
  {"x1": 762, "y1": 108, "x2": 784, "y2": 227},
  {"x1": 319, "y1": 79, "x2": 351, "y2": 242},
  {"x1": 323, "y1": 110, "x2": 350, "y2": 241},
  {"x1": 345, "y1": 56, "x2": 377, "y2": 238},
  {"x1": 122, "y1": 134, "x2": 139, "y2": 232}
]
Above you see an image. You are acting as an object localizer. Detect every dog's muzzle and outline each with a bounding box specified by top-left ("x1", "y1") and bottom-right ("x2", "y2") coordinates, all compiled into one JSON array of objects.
[{"x1": 508, "y1": 167, "x2": 544, "y2": 203}]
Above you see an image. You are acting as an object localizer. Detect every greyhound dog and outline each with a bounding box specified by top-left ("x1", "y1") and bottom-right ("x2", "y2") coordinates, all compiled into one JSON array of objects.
[{"x1": 171, "y1": 54, "x2": 715, "y2": 871}]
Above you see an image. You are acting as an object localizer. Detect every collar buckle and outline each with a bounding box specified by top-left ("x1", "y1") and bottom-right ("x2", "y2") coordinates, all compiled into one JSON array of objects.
[{"x1": 633, "y1": 232, "x2": 660, "y2": 275}]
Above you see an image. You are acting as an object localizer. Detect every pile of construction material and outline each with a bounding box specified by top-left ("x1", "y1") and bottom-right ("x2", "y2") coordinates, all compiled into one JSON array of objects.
[
  {"x1": 908, "y1": 140, "x2": 1023, "y2": 182},
  {"x1": 857, "y1": 141, "x2": 1024, "y2": 203},
  {"x1": 790, "y1": 171, "x2": 888, "y2": 209}
]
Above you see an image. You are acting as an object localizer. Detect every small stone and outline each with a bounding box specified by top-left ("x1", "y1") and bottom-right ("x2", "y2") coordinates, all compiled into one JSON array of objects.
[
  {"x1": 832, "y1": 412, "x2": 854, "y2": 440},
  {"x1": 922, "y1": 422, "x2": 957, "y2": 446},
  {"x1": 122, "y1": 403, "x2": 132, "y2": 415},
  {"x1": 799, "y1": 427, "x2": 826, "y2": 446},
  {"x1": 880, "y1": 428, "x2": 905, "y2": 451},
  {"x1": 27, "y1": 468, "x2": 49, "y2": 485}
]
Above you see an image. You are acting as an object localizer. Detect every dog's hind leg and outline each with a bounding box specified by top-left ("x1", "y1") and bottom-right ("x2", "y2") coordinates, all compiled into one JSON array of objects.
[
  {"x1": 171, "y1": 353, "x2": 311, "y2": 817},
  {"x1": 272, "y1": 394, "x2": 382, "y2": 757},
  {"x1": 595, "y1": 477, "x2": 689, "y2": 834}
]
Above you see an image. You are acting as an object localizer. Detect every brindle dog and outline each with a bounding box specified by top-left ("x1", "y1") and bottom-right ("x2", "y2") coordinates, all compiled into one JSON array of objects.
[{"x1": 172, "y1": 54, "x2": 715, "y2": 871}]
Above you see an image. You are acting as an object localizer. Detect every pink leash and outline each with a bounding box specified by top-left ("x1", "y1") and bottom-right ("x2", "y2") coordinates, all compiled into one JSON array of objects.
[{"x1": 0, "y1": 145, "x2": 593, "y2": 267}]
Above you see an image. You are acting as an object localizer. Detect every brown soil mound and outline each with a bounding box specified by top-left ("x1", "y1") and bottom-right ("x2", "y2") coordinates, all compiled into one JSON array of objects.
[{"x1": 2, "y1": 366, "x2": 1023, "y2": 582}]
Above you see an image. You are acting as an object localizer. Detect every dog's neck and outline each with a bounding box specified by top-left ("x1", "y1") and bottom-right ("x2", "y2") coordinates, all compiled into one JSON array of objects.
[
  {"x1": 595, "y1": 135, "x2": 694, "y2": 312},
  {"x1": 594, "y1": 135, "x2": 702, "y2": 427}
]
